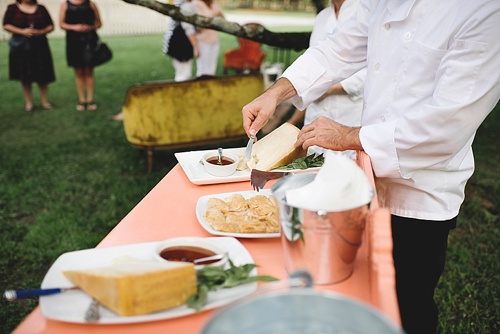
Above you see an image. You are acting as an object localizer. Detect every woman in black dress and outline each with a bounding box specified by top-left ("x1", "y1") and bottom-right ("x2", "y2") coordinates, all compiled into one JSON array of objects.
[
  {"x1": 59, "y1": 0, "x2": 101, "y2": 111},
  {"x1": 2, "y1": 0, "x2": 56, "y2": 112}
]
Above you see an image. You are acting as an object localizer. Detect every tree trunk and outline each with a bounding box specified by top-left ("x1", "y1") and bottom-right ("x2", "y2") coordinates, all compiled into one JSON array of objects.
[
  {"x1": 312, "y1": 0, "x2": 326, "y2": 14},
  {"x1": 120, "y1": 0, "x2": 311, "y2": 51}
]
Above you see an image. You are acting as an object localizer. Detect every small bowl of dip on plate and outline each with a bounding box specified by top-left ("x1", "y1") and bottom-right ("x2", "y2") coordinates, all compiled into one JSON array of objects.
[
  {"x1": 201, "y1": 150, "x2": 238, "y2": 177},
  {"x1": 155, "y1": 237, "x2": 228, "y2": 270}
]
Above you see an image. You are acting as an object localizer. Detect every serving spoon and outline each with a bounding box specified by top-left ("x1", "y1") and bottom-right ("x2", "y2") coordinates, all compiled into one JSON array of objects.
[
  {"x1": 217, "y1": 147, "x2": 223, "y2": 165},
  {"x1": 193, "y1": 252, "x2": 227, "y2": 265}
]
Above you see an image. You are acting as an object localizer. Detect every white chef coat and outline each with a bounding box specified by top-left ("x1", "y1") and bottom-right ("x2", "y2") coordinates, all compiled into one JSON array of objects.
[
  {"x1": 283, "y1": 0, "x2": 500, "y2": 220},
  {"x1": 305, "y1": 0, "x2": 366, "y2": 128},
  {"x1": 305, "y1": 0, "x2": 366, "y2": 158}
]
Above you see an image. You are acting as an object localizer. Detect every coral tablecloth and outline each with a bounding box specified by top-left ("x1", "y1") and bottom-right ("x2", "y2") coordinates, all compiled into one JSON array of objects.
[{"x1": 13, "y1": 152, "x2": 400, "y2": 334}]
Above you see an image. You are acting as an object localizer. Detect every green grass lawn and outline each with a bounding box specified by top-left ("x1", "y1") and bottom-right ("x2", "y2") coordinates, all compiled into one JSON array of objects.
[{"x1": 0, "y1": 32, "x2": 498, "y2": 334}]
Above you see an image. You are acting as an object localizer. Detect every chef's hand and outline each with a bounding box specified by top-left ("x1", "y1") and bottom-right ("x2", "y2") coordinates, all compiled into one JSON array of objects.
[
  {"x1": 295, "y1": 116, "x2": 363, "y2": 152},
  {"x1": 242, "y1": 78, "x2": 297, "y2": 137}
]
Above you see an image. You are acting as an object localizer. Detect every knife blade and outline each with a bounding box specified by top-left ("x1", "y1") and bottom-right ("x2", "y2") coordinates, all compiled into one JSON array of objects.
[{"x1": 245, "y1": 135, "x2": 255, "y2": 161}]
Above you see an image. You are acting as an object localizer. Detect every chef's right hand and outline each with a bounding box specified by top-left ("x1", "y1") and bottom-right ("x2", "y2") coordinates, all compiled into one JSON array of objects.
[
  {"x1": 241, "y1": 91, "x2": 277, "y2": 138},
  {"x1": 242, "y1": 78, "x2": 297, "y2": 137}
]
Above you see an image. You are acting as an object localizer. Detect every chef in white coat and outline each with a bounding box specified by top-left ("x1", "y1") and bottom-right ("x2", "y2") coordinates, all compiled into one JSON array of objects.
[
  {"x1": 242, "y1": 1, "x2": 500, "y2": 333},
  {"x1": 301, "y1": 0, "x2": 366, "y2": 157}
]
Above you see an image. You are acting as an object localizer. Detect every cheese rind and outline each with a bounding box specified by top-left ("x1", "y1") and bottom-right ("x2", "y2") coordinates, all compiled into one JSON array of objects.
[
  {"x1": 63, "y1": 259, "x2": 197, "y2": 316},
  {"x1": 248, "y1": 122, "x2": 306, "y2": 171}
]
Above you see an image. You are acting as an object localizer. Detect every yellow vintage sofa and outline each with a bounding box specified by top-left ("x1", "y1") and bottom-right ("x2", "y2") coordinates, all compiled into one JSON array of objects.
[{"x1": 122, "y1": 74, "x2": 264, "y2": 171}]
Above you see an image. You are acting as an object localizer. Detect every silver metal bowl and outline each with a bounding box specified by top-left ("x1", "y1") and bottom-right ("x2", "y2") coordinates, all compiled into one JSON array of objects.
[{"x1": 201, "y1": 287, "x2": 402, "y2": 334}]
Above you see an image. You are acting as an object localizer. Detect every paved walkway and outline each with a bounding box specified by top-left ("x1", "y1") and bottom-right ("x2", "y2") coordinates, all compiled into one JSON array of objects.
[{"x1": 225, "y1": 11, "x2": 315, "y2": 28}]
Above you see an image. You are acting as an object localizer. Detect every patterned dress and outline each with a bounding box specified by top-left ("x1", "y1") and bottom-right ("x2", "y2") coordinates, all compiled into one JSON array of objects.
[
  {"x1": 63, "y1": 0, "x2": 97, "y2": 67},
  {"x1": 2, "y1": 3, "x2": 56, "y2": 84}
]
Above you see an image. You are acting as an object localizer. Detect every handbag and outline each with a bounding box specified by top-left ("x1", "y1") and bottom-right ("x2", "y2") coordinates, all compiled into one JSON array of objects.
[
  {"x1": 9, "y1": 35, "x2": 31, "y2": 53},
  {"x1": 167, "y1": 22, "x2": 194, "y2": 62},
  {"x1": 83, "y1": 39, "x2": 113, "y2": 67}
]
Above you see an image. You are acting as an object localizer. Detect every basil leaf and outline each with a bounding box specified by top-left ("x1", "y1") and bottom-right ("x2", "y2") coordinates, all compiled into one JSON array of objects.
[
  {"x1": 274, "y1": 153, "x2": 324, "y2": 170},
  {"x1": 186, "y1": 284, "x2": 208, "y2": 312},
  {"x1": 187, "y1": 260, "x2": 279, "y2": 311}
]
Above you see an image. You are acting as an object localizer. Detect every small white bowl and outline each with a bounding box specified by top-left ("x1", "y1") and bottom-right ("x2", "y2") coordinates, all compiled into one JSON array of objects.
[
  {"x1": 155, "y1": 237, "x2": 228, "y2": 271},
  {"x1": 202, "y1": 151, "x2": 238, "y2": 177}
]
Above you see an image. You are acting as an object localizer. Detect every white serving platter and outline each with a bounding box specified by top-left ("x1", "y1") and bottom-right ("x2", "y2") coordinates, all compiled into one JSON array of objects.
[
  {"x1": 40, "y1": 237, "x2": 256, "y2": 324},
  {"x1": 196, "y1": 189, "x2": 280, "y2": 239},
  {"x1": 175, "y1": 147, "x2": 249, "y2": 185},
  {"x1": 175, "y1": 147, "x2": 320, "y2": 186}
]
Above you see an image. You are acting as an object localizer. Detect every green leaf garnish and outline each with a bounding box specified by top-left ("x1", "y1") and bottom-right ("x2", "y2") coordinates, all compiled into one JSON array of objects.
[
  {"x1": 273, "y1": 153, "x2": 324, "y2": 170},
  {"x1": 186, "y1": 260, "x2": 278, "y2": 311}
]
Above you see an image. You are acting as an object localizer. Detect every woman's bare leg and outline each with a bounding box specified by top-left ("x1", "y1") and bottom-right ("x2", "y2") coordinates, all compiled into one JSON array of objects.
[
  {"x1": 39, "y1": 84, "x2": 51, "y2": 109},
  {"x1": 84, "y1": 67, "x2": 96, "y2": 109},
  {"x1": 74, "y1": 67, "x2": 87, "y2": 109},
  {"x1": 21, "y1": 82, "x2": 33, "y2": 111}
]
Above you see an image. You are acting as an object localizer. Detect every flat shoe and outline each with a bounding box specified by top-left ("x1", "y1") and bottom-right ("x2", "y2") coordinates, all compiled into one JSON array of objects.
[
  {"x1": 76, "y1": 102, "x2": 86, "y2": 111},
  {"x1": 87, "y1": 101, "x2": 97, "y2": 110},
  {"x1": 110, "y1": 112, "x2": 124, "y2": 121}
]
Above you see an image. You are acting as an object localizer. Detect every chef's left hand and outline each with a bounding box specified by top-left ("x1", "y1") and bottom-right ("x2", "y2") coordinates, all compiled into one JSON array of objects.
[{"x1": 295, "y1": 116, "x2": 363, "y2": 152}]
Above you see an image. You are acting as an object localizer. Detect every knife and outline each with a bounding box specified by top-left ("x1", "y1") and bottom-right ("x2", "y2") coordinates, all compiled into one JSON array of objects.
[
  {"x1": 4, "y1": 287, "x2": 78, "y2": 301},
  {"x1": 245, "y1": 135, "x2": 255, "y2": 161}
]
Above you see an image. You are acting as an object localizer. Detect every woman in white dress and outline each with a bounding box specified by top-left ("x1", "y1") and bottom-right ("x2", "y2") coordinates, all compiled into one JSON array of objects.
[{"x1": 192, "y1": 0, "x2": 224, "y2": 77}]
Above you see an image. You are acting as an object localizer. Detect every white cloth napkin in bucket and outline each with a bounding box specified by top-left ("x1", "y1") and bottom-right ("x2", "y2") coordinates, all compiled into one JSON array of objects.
[{"x1": 285, "y1": 151, "x2": 374, "y2": 211}]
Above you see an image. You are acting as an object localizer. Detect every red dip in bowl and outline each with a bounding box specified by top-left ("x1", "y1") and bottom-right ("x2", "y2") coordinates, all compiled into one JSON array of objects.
[
  {"x1": 206, "y1": 156, "x2": 235, "y2": 166},
  {"x1": 159, "y1": 246, "x2": 218, "y2": 264}
]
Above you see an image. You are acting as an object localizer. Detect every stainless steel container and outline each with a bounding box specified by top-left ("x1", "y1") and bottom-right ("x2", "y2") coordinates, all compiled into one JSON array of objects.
[
  {"x1": 201, "y1": 276, "x2": 402, "y2": 334},
  {"x1": 271, "y1": 173, "x2": 373, "y2": 285}
]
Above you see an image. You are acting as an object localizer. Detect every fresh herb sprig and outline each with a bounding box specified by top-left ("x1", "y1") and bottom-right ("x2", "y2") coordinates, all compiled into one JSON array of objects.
[
  {"x1": 291, "y1": 207, "x2": 304, "y2": 243},
  {"x1": 274, "y1": 153, "x2": 324, "y2": 170},
  {"x1": 186, "y1": 260, "x2": 278, "y2": 311}
]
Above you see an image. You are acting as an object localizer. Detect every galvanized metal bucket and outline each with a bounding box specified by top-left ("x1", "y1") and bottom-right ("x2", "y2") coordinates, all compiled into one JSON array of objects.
[
  {"x1": 201, "y1": 272, "x2": 402, "y2": 334},
  {"x1": 271, "y1": 173, "x2": 373, "y2": 285}
]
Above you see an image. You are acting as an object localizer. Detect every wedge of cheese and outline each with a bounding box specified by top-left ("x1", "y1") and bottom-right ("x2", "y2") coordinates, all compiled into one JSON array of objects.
[
  {"x1": 63, "y1": 258, "x2": 197, "y2": 316},
  {"x1": 248, "y1": 122, "x2": 306, "y2": 171}
]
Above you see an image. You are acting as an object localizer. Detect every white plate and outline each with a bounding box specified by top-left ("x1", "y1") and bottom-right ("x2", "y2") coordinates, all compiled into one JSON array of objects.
[
  {"x1": 175, "y1": 147, "x2": 321, "y2": 185},
  {"x1": 196, "y1": 189, "x2": 280, "y2": 239},
  {"x1": 175, "y1": 147, "x2": 249, "y2": 185},
  {"x1": 40, "y1": 237, "x2": 257, "y2": 324}
]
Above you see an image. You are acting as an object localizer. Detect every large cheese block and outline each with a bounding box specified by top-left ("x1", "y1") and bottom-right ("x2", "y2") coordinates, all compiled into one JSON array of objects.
[
  {"x1": 63, "y1": 258, "x2": 197, "y2": 316},
  {"x1": 248, "y1": 122, "x2": 307, "y2": 171}
]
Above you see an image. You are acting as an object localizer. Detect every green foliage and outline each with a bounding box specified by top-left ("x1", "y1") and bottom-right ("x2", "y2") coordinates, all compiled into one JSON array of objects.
[
  {"x1": 434, "y1": 110, "x2": 500, "y2": 334},
  {"x1": 274, "y1": 153, "x2": 325, "y2": 170},
  {"x1": 187, "y1": 260, "x2": 278, "y2": 311}
]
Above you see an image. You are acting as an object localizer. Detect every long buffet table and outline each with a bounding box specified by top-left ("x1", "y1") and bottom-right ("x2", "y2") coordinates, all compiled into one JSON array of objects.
[{"x1": 13, "y1": 152, "x2": 400, "y2": 333}]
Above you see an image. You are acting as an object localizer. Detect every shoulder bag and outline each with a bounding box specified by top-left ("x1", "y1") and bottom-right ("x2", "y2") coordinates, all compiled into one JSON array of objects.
[
  {"x1": 167, "y1": 22, "x2": 194, "y2": 62},
  {"x1": 9, "y1": 35, "x2": 31, "y2": 53},
  {"x1": 83, "y1": 33, "x2": 113, "y2": 67}
]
